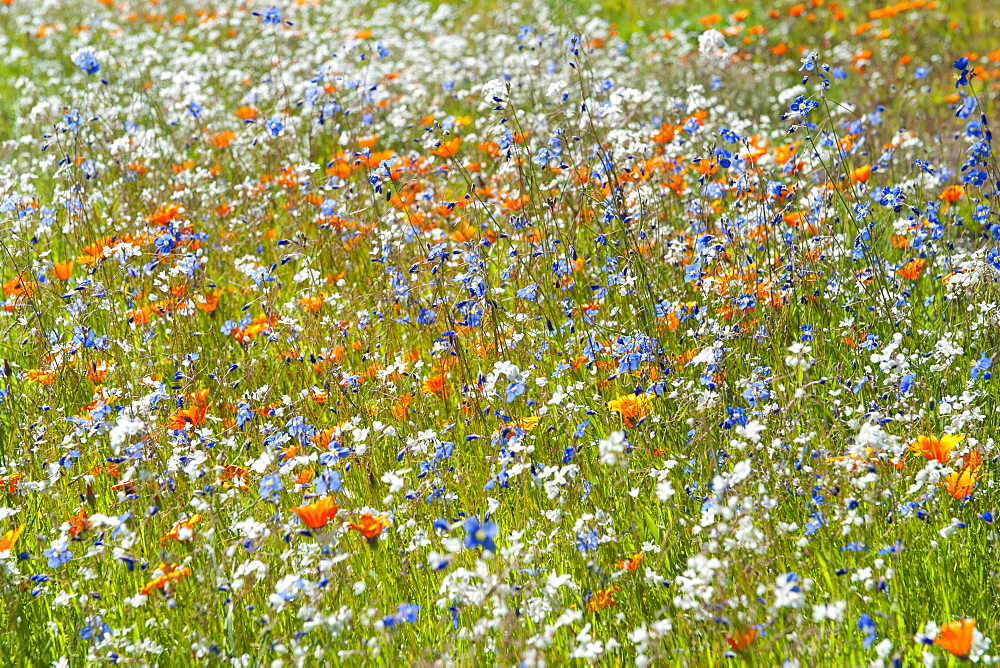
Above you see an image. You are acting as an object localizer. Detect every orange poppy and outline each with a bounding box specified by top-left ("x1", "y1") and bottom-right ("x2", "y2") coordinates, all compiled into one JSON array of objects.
[
  {"x1": 848, "y1": 164, "x2": 871, "y2": 183},
  {"x1": 348, "y1": 514, "x2": 390, "y2": 541},
  {"x1": 586, "y1": 585, "x2": 621, "y2": 611},
  {"x1": 726, "y1": 626, "x2": 756, "y2": 651},
  {"x1": 422, "y1": 372, "x2": 448, "y2": 397},
  {"x1": 897, "y1": 258, "x2": 926, "y2": 280},
  {"x1": 292, "y1": 497, "x2": 340, "y2": 529},
  {"x1": 607, "y1": 394, "x2": 652, "y2": 427},
  {"x1": 934, "y1": 618, "x2": 976, "y2": 659},
  {"x1": 944, "y1": 466, "x2": 980, "y2": 499},
  {"x1": 0, "y1": 525, "x2": 24, "y2": 554},
  {"x1": 909, "y1": 434, "x2": 963, "y2": 464},
  {"x1": 165, "y1": 389, "x2": 211, "y2": 431},
  {"x1": 616, "y1": 552, "x2": 644, "y2": 571},
  {"x1": 161, "y1": 514, "x2": 202, "y2": 544},
  {"x1": 235, "y1": 106, "x2": 258, "y2": 121},
  {"x1": 141, "y1": 562, "x2": 192, "y2": 596},
  {"x1": 940, "y1": 185, "x2": 965, "y2": 203},
  {"x1": 53, "y1": 260, "x2": 74, "y2": 281},
  {"x1": 431, "y1": 137, "x2": 462, "y2": 158}
]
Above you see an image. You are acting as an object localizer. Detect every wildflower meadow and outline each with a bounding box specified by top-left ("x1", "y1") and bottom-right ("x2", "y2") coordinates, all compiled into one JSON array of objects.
[{"x1": 2, "y1": 0, "x2": 1000, "y2": 664}]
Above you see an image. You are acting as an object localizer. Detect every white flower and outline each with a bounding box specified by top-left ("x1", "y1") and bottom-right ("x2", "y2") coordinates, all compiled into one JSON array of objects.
[
  {"x1": 482, "y1": 79, "x2": 508, "y2": 105},
  {"x1": 812, "y1": 600, "x2": 846, "y2": 623},
  {"x1": 598, "y1": 431, "x2": 629, "y2": 467}
]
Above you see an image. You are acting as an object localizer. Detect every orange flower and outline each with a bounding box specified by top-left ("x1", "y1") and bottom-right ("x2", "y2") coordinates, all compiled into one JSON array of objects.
[
  {"x1": 165, "y1": 389, "x2": 210, "y2": 431},
  {"x1": 616, "y1": 552, "x2": 644, "y2": 571},
  {"x1": 0, "y1": 525, "x2": 24, "y2": 554},
  {"x1": 217, "y1": 465, "x2": 250, "y2": 490},
  {"x1": 292, "y1": 497, "x2": 340, "y2": 529},
  {"x1": 1, "y1": 273, "x2": 33, "y2": 299},
  {"x1": 897, "y1": 258, "x2": 926, "y2": 280},
  {"x1": 348, "y1": 514, "x2": 390, "y2": 541},
  {"x1": 298, "y1": 294, "x2": 325, "y2": 312},
  {"x1": 494, "y1": 416, "x2": 541, "y2": 441},
  {"x1": 161, "y1": 514, "x2": 202, "y2": 544},
  {"x1": 26, "y1": 369, "x2": 56, "y2": 386},
  {"x1": 909, "y1": 434, "x2": 963, "y2": 464},
  {"x1": 940, "y1": 185, "x2": 965, "y2": 203},
  {"x1": 422, "y1": 372, "x2": 448, "y2": 397},
  {"x1": 53, "y1": 260, "x2": 74, "y2": 281},
  {"x1": 209, "y1": 130, "x2": 236, "y2": 148},
  {"x1": 607, "y1": 393, "x2": 652, "y2": 426},
  {"x1": 934, "y1": 618, "x2": 976, "y2": 659},
  {"x1": 848, "y1": 164, "x2": 871, "y2": 183},
  {"x1": 586, "y1": 585, "x2": 621, "y2": 611},
  {"x1": 726, "y1": 626, "x2": 756, "y2": 651},
  {"x1": 235, "y1": 106, "x2": 258, "y2": 121},
  {"x1": 944, "y1": 466, "x2": 980, "y2": 500},
  {"x1": 431, "y1": 137, "x2": 462, "y2": 158},
  {"x1": 85, "y1": 360, "x2": 112, "y2": 383},
  {"x1": 146, "y1": 203, "x2": 182, "y2": 225},
  {"x1": 141, "y1": 562, "x2": 192, "y2": 596},
  {"x1": 77, "y1": 234, "x2": 144, "y2": 266},
  {"x1": 66, "y1": 508, "x2": 91, "y2": 537},
  {"x1": 194, "y1": 289, "x2": 221, "y2": 313}
]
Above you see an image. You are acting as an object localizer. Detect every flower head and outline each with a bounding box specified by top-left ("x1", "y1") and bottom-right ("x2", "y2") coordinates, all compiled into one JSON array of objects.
[
  {"x1": 935, "y1": 618, "x2": 975, "y2": 659},
  {"x1": 726, "y1": 626, "x2": 756, "y2": 652},
  {"x1": 0, "y1": 524, "x2": 24, "y2": 556},
  {"x1": 71, "y1": 49, "x2": 100, "y2": 75},
  {"x1": 909, "y1": 434, "x2": 963, "y2": 464},
  {"x1": 383, "y1": 603, "x2": 419, "y2": 628},
  {"x1": 348, "y1": 514, "x2": 390, "y2": 542},
  {"x1": 141, "y1": 562, "x2": 191, "y2": 596},
  {"x1": 463, "y1": 516, "x2": 498, "y2": 552},
  {"x1": 607, "y1": 393, "x2": 652, "y2": 427},
  {"x1": 586, "y1": 585, "x2": 621, "y2": 612},
  {"x1": 160, "y1": 514, "x2": 202, "y2": 544},
  {"x1": 292, "y1": 497, "x2": 340, "y2": 530}
]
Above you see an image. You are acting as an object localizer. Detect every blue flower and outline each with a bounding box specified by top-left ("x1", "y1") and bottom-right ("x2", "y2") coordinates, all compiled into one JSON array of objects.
[
  {"x1": 80, "y1": 617, "x2": 111, "y2": 642},
  {"x1": 263, "y1": 8, "x2": 281, "y2": 25},
  {"x1": 954, "y1": 56, "x2": 974, "y2": 87},
  {"x1": 505, "y1": 378, "x2": 526, "y2": 403},
  {"x1": 576, "y1": 529, "x2": 599, "y2": 552},
  {"x1": 463, "y1": 516, "x2": 498, "y2": 552},
  {"x1": 787, "y1": 95, "x2": 819, "y2": 118},
  {"x1": 258, "y1": 473, "x2": 283, "y2": 500},
  {"x1": 44, "y1": 544, "x2": 72, "y2": 569},
  {"x1": 971, "y1": 354, "x2": 992, "y2": 380},
  {"x1": 857, "y1": 613, "x2": 877, "y2": 649},
  {"x1": 71, "y1": 49, "x2": 100, "y2": 75},
  {"x1": 383, "y1": 603, "x2": 419, "y2": 628},
  {"x1": 265, "y1": 117, "x2": 284, "y2": 137}
]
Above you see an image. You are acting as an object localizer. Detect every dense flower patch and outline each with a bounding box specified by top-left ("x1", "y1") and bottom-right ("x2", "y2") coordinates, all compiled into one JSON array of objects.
[{"x1": 1, "y1": 0, "x2": 1000, "y2": 664}]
